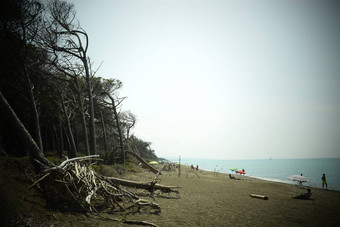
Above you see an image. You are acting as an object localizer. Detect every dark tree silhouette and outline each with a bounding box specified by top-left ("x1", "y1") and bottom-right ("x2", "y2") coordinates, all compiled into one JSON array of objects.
[{"x1": 40, "y1": 0, "x2": 96, "y2": 155}]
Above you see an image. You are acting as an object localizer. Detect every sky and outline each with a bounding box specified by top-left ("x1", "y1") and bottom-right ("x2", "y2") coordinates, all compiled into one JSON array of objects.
[{"x1": 69, "y1": 0, "x2": 340, "y2": 160}]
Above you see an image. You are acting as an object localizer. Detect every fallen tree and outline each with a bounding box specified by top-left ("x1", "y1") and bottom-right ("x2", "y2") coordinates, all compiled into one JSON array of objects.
[
  {"x1": 126, "y1": 150, "x2": 161, "y2": 175},
  {"x1": 0, "y1": 90, "x2": 54, "y2": 169},
  {"x1": 103, "y1": 176, "x2": 181, "y2": 195},
  {"x1": 2, "y1": 89, "x2": 180, "y2": 226},
  {"x1": 26, "y1": 155, "x2": 167, "y2": 226}
]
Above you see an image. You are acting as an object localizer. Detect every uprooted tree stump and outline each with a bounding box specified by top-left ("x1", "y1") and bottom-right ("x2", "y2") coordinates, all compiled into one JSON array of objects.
[{"x1": 25, "y1": 155, "x2": 180, "y2": 226}]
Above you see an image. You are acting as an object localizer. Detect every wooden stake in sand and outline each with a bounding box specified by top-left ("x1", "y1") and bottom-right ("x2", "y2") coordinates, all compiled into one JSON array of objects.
[
  {"x1": 250, "y1": 194, "x2": 269, "y2": 200},
  {"x1": 178, "y1": 155, "x2": 181, "y2": 177}
]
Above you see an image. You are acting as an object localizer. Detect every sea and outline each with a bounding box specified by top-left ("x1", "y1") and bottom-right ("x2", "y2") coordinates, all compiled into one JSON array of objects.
[{"x1": 168, "y1": 158, "x2": 340, "y2": 191}]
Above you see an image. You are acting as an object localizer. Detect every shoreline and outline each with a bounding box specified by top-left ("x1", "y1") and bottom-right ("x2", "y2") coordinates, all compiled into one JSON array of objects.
[
  {"x1": 127, "y1": 165, "x2": 340, "y2": 226},
  {"x1": 174, "y1": 158, "x2": 340, "y2": 192},
  {"x1": 247, "y1": 175, "x2": 340, "y2": 192},
  {"x1": 183, "y1": 164, "x2": 340, "y2": 192},
  {"x1": 17, "y1": 163, "x2": 340, "y2": 226}
]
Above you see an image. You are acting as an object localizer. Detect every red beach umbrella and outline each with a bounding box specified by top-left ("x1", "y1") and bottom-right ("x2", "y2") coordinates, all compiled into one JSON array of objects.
[{"x1": 236, "y1": 170, "x2": 245, "y2": 175}]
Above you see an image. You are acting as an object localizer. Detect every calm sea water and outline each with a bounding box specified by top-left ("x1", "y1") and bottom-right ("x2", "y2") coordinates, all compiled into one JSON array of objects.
[{"x1": 169, "y1": 158, "x2": 340, "y2": 191}]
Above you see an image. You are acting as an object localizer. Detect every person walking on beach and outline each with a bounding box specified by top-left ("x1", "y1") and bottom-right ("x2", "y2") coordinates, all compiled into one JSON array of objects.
[{"x1": 322, "y1": 174, "x2": 328, "y2": 190}]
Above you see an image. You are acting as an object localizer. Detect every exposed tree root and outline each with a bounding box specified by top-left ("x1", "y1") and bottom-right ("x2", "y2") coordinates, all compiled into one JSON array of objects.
[{"x1": 25, "y1": 155, "x2": 179, "y2": 226}]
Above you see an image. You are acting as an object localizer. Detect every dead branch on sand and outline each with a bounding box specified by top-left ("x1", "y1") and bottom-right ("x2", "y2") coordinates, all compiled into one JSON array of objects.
[
  {"x1": 185, "y1": 169, "x2": 200, "y2": 179},
  {"x1": 249, "y1": 194, "x2": 269, "y2": 200},
  {"x1": 25, "y1": 155, "x2": 180, "y2": 226}
]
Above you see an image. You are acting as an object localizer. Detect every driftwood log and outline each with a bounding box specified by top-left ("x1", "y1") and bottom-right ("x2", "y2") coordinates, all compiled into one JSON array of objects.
[
  {"x1": 103, "y1": 176, "x2": 181, "y2": 195},
  {"x1": 249, "y1": 194, "x2": 269, "y2": 200}
]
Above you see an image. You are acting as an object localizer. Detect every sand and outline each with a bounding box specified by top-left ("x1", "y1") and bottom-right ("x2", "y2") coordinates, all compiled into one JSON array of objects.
[
  {"x1": 25, "y1": 165, "x2": 340, "y2": 226},
  {"x1": 119, "y1": 165, "x2": 340, "y2": 226}
]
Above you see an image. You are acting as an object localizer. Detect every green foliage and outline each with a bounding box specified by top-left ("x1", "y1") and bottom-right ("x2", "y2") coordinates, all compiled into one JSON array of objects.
[
  {"x1": 128, "y1": 135, "x2": 158, "y2": 160},
  {"x1": 44, "y1": 152, "x2": 61, "y2": 163},
  {"x1": 124, "y1": 161, "x2": 145, "y2": 174},
  {"x1": 93, "y1": 157, "x2": 145, "y2": 177},
  {"x1": 96, "y1": 164, "x2": 124, "y2": 177},
  {"x1": 91, "y1": 164, "x2": 100, "y2": 172}
]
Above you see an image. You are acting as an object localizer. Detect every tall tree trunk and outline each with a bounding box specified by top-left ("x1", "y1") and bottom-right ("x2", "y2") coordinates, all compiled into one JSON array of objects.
[
  {"x1": 0, "y1": 90, "x2": 53, "y2": 169},
  {"x1": 43, "y1": 126, "x2": 48, "y2": 151},
  {"x1": 19, "y1": 8, "x2": 43, "y2": 153},
  {"x1": 52, "y1": 123, "x2": 57, "y2": 153},
  {"x1": 64, "y1": 127, "x2": 71, "y2": 155},
  {"x1": 100, "y1": 110, "x2": 108, "y2": 153},
  {"x1": 51, "y1": 130, "x2": 55, "y2": 152},
  {"x1": 60, "y1": 95, "x2": 77, "y2": 158},
  {"x1": 83, "y1": 59, "x2": 96, "y2": 155},
  {"x1": 72, "y1": 121, "x2": 79, "y2": 154},
  {"x1": 75, "y1": 76, "x2": 90, "y2": 155},
  {"x1": 58, "y1": 115, "x2": 64, "y2": 157},
  {"x1": 24, "y1": 65, "x2": 43, "y2": 152},
  {"x1": 126, "y1": 128, "x2": 130, "y2": 141},
  {"x1": 107, "y1": 94, "x2": 125, "y2": 168},
  {"x1": 52, "y1": 122, "x2": 61, "y2": 157}
]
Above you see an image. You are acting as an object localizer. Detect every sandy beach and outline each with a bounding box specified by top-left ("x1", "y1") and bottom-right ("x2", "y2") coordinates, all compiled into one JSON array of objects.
[
  {"x1": 120, "y1": 165, "x2": 340, "y2": 226},
  {"x1": 29, "y1": 164, "x2": 339, "y2": 227}
]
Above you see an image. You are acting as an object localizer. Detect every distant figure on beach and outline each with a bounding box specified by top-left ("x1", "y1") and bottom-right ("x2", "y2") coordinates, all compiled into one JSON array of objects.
[
  {"x1": 191, "y1": 164, "x2": 194, "y2": 170},
  {"x1": 293, "y1": 188, "x2": 312, "y2": 200},
  {"x1": 196, "y1": 165, "x2": 199, "y2": 171},
  {"x1": 322, "y1": 174, "x2": 328, "y2": 190},
  {"x1": 229, "y1": 174, "x2": 240, "y2": 180},
  {"x1": 298, "y1": 173, "x2": 304, "y2": 186}
]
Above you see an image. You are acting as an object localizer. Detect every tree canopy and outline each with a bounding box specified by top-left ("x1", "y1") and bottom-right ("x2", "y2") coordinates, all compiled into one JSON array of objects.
[{"x1": 0, "y1": 0, "x2": 158, "y2": 165}]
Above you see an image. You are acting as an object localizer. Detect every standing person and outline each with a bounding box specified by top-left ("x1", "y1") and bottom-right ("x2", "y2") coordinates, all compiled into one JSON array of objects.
[
  {"x1": 322, "y1": 174, "x2": 328, "y2": 190},
  {"x1": 298, "y1": 173, "x2": 304, "y2": 187}
]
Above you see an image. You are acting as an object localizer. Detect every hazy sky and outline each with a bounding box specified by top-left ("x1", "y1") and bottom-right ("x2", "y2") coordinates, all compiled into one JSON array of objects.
[{"x1": 70, "y1": 0, "x2": 340, "y2": 160}]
